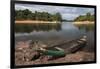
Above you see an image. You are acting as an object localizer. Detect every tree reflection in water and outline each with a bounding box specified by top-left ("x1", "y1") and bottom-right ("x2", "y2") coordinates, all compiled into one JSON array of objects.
[
  {"x1": 15, "y1": 23, "x2": 61, "y2": 33},
  {"x1": 74, "y1": 24, "x2": 94, "y2": 32}
]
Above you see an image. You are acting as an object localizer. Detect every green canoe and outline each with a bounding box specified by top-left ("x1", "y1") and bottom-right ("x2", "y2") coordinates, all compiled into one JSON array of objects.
[{"x1": 42, "y1": 50, "x2": 66, "y2": 57}]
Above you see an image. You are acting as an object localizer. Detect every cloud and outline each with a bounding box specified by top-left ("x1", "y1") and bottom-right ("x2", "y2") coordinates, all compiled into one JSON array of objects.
[{"x1": 15, "y1": 3, "x2": 94, "y2": 20}]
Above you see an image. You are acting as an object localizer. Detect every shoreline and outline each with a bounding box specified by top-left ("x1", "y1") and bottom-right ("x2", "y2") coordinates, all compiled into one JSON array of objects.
[
  {"x1": 73, "y1": 21, "x2": 94, "y2": 24},
  {"x1": 15, "y1": 20, "x2": 60, "y2": 24}
]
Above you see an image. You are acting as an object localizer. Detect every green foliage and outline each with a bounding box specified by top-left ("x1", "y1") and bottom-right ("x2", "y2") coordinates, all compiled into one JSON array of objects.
[
  {"x1": 74, "y1": 12, "x2": 94, "y2": 21},
  {"x1": 15, "y1": 9, "x2": 62, "y2": 21}
]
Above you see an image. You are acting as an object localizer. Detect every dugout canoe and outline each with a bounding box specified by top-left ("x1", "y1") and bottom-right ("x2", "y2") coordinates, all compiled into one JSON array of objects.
[{"x1": 43, "y1": 36, "x2": 87, "y2": 56}]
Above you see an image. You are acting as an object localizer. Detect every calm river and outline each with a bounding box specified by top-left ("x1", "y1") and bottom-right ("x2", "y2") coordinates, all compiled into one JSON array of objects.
[{"x1": 15, "y1": 22, "x2": 95, "y2": 52}]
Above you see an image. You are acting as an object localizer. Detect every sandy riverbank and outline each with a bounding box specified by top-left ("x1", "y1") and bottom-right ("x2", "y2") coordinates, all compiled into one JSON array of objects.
[
  {"x1": 15, "y1": 20, "x2": 60, "y2": 24},
  {"x1": 73, "y1": 21, "x2": 94, "y2": 24}
]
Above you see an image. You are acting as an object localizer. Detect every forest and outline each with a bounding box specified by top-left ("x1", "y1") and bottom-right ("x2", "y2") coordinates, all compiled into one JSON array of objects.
[
  {"x1": 15, "y1": 9, "x2": 94, "y2": 22},
  {"x1": 15, "y1": 9, "x2": 62, "y2": 21},
  {"x1": 74, "y1": 12, "x2": 94, "y2": 21}
]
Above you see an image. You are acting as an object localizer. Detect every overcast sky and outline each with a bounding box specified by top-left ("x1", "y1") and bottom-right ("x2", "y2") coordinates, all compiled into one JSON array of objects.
[{"x1": 15, "y1": 3, "x2": 94, "y2": 20}]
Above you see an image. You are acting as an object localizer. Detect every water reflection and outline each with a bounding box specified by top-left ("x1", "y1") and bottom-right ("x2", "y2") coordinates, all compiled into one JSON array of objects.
[
  {"x1": 15, "y1": 22, "x2": 95, "y2": 52},
  {"x1": 15, "y1": 23, "x2": 61, "y2": 33},
  {"x1": 15, "y1": 22, "x2": 82, "y2": 42},
  {"x1": 74, "y1": 23, "x2": 95, "y2": 52},
  {"x1": 74, "y1": 24, "x2": 94, "y2": 32}
]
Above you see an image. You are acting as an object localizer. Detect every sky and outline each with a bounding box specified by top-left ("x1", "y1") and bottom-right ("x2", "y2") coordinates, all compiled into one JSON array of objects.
[{"x1": 15, "y1": 3, "x2": 94, "y2": 20}]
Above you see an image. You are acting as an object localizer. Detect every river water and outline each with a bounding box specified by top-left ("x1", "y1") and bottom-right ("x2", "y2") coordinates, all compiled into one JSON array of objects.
[{"x1": 15, "y1": 22, "x2": 95, "y2": 52}]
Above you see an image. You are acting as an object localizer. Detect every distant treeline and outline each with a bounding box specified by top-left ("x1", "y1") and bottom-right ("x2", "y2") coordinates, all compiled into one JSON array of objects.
[
  {"x1": 15, "y1": 9, "x2": 62, "y2": 21},
  {"x1": 62, "y1": 19, "x2": 73, "y2": 22},
  {"x1": 74, "y1": 13, "x2": 94, "y2": 21}
]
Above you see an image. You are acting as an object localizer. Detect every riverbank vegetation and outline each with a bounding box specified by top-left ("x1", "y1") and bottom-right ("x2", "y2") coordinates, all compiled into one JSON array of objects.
[
  {"x1": 74, "y1": 12, "x2": 94, "y2": 21},
  {"x1": 74, "y1": 12, "x2": 95, "y2": 24},
  {"x1": 15, "y1": 9, "x2": 62, "y2": 22}
]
